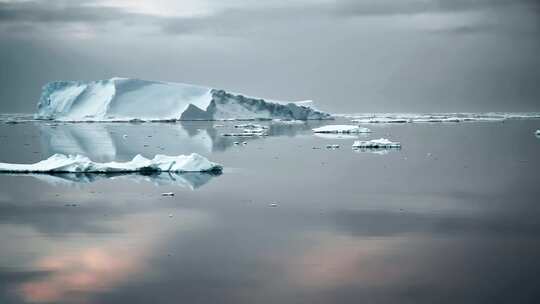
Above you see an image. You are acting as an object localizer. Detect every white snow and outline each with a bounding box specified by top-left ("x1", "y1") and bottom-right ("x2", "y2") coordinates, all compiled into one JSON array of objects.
[
  {"x1": 36, "y1": 77, "x2": 331, "y2": 121},
  {"x1": 312, "y1": 125, "x2": 371, "y2": 134},
  {"x1": 352, "y1": 138, "x2": 401, "y2": 149},
  {"x1": 0, "y1": 153, "x2": 222, "y2": 173}
]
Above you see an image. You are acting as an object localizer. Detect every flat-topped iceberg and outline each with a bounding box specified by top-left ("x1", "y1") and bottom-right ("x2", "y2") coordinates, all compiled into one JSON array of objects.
[
  {"x1": 312, "y1": 125, "x2": 371, "y2": 134},
  {"x1": 352, "y1": 138, "x2": 401, "y2": 149},
  {"x1": 35, "y1": 77, "x2": 331, "y2": 121},
  {"x1": 0, "y1": 153, "x2": 222, "y2": 174}
]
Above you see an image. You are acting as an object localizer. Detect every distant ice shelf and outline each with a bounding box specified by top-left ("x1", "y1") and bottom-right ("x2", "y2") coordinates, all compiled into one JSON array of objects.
[
  {"x1": 35, "y1": 77, "x2": 331, "y2": 121},
  {"x1": 352, "y1": 138, "x2": 401, "y2": 149},
  {"x1": 339, "y1": 112, "x2": 540, "y2": 123},
  {"x1": 0, "y1": 153, "x2": 222, "y2": 174},
  {"x1": 312, "y1": 125, "x2": 371, "y2": 134}
]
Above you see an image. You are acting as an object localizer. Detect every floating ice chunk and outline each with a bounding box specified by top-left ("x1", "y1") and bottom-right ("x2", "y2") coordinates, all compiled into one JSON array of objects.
[
  {"x1": 536, "y1": 129, "x2": 540, "y2": 137},
  {"x1": 352, "y1": 138, "x2": 401, "y2": 149},
  {"x1": 0, "y1": 153, "x2": 222, "y2": 173},
  {"x1": 269, "y1": 202, "x2": 278, "y2": 207},
  {"x1": 326, "y1": 144, "x2": 340, "y2": 149},
  {"x1": 312, "y1": 125, "x2": 371, "y2": 134},
  {"x1": 161, "y1": 192, "x2": 175, "y2": 196},
  {"x1": 35, "y1": 77, "x2": 331, "y2": 121}
]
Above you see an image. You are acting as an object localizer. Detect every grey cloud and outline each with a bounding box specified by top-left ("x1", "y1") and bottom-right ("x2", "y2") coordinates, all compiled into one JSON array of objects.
[
  {"x1": 0, "y1": 1, "x2": 140, "y2": 23},
  {"x1": 1, "y1": 0, "x2": 538, "y2": 37},
  {"x1": 336, "y1": 0, "x2": 540, "y2": 16}
]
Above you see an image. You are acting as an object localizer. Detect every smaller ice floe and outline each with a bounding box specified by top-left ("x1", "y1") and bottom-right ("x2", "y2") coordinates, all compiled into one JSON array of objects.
[
  {"x1": 326, "y1": 144, "x2": 340, "y2": 149},
  {"x1": 269, "y1": 202, "x2": 278, "y2": 207},
  {"x1": 352, "y1": 138, "x2": 401, "y2": 149},
  {"x1": 0, "y1": 153, "x2": 222, "y2": 173},
  {"x1": 312, "y1": 125, "x2": 371, "y2": 134},
  {"x1": 161, "y1": 192, "x2": 175, "y2": 196},
  {"x1": 535, "y1": 130, "x2": 540, "y2": 137}
]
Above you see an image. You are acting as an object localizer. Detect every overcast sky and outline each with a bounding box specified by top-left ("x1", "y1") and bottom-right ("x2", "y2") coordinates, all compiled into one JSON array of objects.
[{"x1": 0, "y1": 0, "x2": 539, "y2": 113}]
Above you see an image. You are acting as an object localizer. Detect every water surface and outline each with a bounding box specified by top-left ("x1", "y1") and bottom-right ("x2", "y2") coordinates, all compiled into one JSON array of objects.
[{"x1": 0, "y1": 118, "x2": 539, "y2": 303}]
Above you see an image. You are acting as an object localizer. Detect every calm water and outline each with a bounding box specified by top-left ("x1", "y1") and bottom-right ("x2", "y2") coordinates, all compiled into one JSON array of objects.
[{"x1": 0, "y1": 118, "x2": 539, "y2": 304}]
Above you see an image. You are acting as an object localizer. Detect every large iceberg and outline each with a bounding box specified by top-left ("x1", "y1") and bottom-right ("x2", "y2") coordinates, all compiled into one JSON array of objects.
[
  {"x1": 0, "y1": 153, "x2": 222, "y2": 174},
  {"x1": 35, "y1": 77, "x2": 331, "y2": 121}
]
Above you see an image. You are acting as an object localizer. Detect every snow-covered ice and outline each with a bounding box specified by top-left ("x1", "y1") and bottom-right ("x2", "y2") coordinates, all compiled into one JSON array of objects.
[
  {"x1": 312, "y1": 125, "x2": 371, "y2": 134},
  {"x1": 0, "y1": 153, "x2": 222, "y2": 173},
  {"x1": 35, "y1": 77, "x2": 331, "y2": 121},
  {"x1": 352, "y1": 138, "x2": 401, "y2": 149}
]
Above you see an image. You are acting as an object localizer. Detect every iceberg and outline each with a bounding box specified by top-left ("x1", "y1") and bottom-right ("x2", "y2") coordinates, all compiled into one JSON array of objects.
[
  {"x1": 0, "y1": 153, "x2": 222, "y2": 174},
  {"x1": 352, "y1": 138, "x2": 401, "y2": 149},
  {"x1": 312, "y1": 125, "x2": 371, "y2": 134},
  {"x1": 35, "y1": 77, "x2": 331, "y2": 121},
  {"x1": 536, "y1": 129, "x2": 540, "y2": 137}
]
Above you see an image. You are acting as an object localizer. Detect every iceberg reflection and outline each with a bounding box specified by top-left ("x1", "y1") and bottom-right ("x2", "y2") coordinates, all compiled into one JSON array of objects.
[
  {"x1": 37, "y1": 121, "x2": 319, "y2": 161},
  {"x1": 9, "y1": 172, "x2": 220, "y2": 190}
]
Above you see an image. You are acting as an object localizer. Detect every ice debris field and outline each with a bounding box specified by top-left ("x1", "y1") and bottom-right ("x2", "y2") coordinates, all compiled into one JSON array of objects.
[{"x1": 0, "y1": 153, "x2": 222, "y2": 174}]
